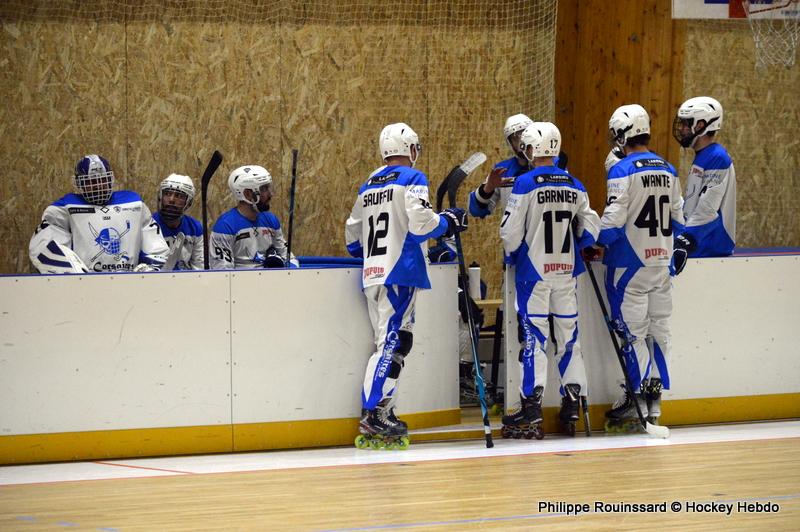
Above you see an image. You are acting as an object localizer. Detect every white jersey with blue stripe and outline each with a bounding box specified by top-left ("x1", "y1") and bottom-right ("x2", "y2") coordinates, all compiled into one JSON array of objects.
[
  {"x1": 153, "y1": 212, "x2": 204, "y2": 270},
  {"x1": 209, "y1": 208, "x2": 287, "y2": 269},
  {"x1": 681, "y1": 143, "x2": 736, "y2": 257},
  {"x1": 500, "y1": 165, "x2": 600, "y2": 283},
  {"x1": 345, "y1": 165, "x2": 449, "y2": 289},
  {"x1": 598, "y1": 151, "x2": 685, "y2": 269},
  {"x1": 29, "y1": 191, "x2": 168, "y2": 273}
]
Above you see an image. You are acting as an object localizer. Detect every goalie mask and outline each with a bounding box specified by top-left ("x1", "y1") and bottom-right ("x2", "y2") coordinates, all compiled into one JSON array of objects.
[
  {"x1": 379, "y1": 123, "x2": 421, "y2": 166},
  {"x1": 519, "y1": 122, "x2": 561, "y2": 162},
  {"x1": 158, "y1": 174, "x2": 196, "y2": 222},
  {"x1": 503, "y1": 113, "x2": 533, "y2": 156},
  {"x1": 608, "y1": 104, "x2": 650, "y2": 149},
  {"x1": 228, "y1": 165, "x2": 272, "y2": 207},
  {"x1": 74, "y1": 154, "x2": 114, "y2": 205},
  {"x1": 672, "y1": 96, "x2": 723, "y2": 148}
]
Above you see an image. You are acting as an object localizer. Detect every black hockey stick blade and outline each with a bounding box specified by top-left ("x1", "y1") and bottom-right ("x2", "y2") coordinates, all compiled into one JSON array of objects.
[
  {"x1": 557, "y1": 150, "x2": 569, "y2": 170},
  {"x1": 287, "y1": 149, "x2": 298, "y2": 260},
  {"x1": 201, "y1": 150, "x2": 223, "y2": 270},
  {"x1": 436, "y1": 165, "x2": 458, "y2": 212},
  {"x1": 447, "y1": 152, "x2": 487, "y2": 209},
  {"x1": 583, "y1": 259, "x2": 669, "y2": 439},
  {"x1": 201, "y1": 150, "x2": 223, "y2": 194}
]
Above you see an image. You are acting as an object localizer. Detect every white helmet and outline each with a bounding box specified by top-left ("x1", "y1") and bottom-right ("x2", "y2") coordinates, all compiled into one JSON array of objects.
[
  {"x1": 379, "y1": 123, "x2": 421, "y2": 166},
  {"x1": 673, "y1": 96, "x2": 723, "y2": 148},
  {"x1": 608, "y1": 104, "x2": 650, "y2": 148},
  {"x1": 519, "y1": 122, "x2": 561, "y2": 161},
  {"x1": 228, "y1": 165, "x2": 272, "y2": 206},
  {"x1": 159, "y1": 174, "x2": 195, "y2": 208},
  {"x1": 503, "y1": 113, "x2": 533, "y2": 152}
]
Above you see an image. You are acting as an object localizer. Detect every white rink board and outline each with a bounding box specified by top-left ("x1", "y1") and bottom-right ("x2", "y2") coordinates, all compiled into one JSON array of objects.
[
  {"x1": 0, "y1": 271, "x2": 232, "y2": 435},
  {"x1": 229, "y1": 265, "x2": 458, "y2": 423},
  {"x1": 0, "y1": 265, "x2": 458, "y2": 436},
  {"x1": 504, "y1": 255, "x2": 800, "y2": 408}
]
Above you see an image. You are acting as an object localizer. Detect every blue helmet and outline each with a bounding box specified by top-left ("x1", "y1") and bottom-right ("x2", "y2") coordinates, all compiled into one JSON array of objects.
[{"x1": 74, "y1": 154, "x2": 114, "y2": 205}]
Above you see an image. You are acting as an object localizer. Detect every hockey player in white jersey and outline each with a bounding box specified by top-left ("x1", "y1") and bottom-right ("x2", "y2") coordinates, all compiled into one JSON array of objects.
[
  {"x1": 29, "y1": 154, "x2": 168, "y2": 274},
  {"x1": 153, "y1": 174, "x2": 204, "y2": 270},
  {"x1": 499, "y1": 122, "x2": 600, "y2": 439},
  {"x1": 345, "y1": 122, "x2": 468, "y2": 449},
  {"x1": 210, "y1": 165, "x2": 291, "y2": 269},
  {"x1": 672, "y1": 96, "x2": 736, "y2": 259},
  {"x1": 596, "y1": 104, "x2": 685, "y2": 431}
]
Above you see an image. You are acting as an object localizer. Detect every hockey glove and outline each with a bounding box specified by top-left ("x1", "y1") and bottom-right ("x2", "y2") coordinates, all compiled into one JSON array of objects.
[
  {"x1": 133, "y1": 263, "x2": 159, "y2": 273},
  {"x1": 263, "y1": 247, "x2": 287, "y2": 268},
  {"x1": 672, "y1": 248, "x2": 688, "y2": 276},
  {"x1": 581, "y1": 245, "x2": 603, "y2": 262},
  {"x1": 674, "y1": 233, "x2": 696, "y2": 253},
  {"x1": 428, "y1": 238, "x2": 456, "y2": 263},
  {"x1": 440, "y1": 208, "x2": 468, "y2": 238}
]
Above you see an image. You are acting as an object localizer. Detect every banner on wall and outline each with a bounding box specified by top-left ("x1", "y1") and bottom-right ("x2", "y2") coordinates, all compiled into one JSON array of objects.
[{"x1": 673, "y1": 0, "x2": 800, "y2": 19}]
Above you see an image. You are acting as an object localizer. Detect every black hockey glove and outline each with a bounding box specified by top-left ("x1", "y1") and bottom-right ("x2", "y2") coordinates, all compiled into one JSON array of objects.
[
  {"x1": 674, "y1": 233, "x2": 696, "y2": 253},
  {"x1": 672, "y1": 234, "x2": 695, "y2": 276},
  {"x1": 428, "y1": 238, "x2": 456, "y2": 263},
  {"x1": 262, "y1": 247, "x2": 286, "y2": 268},
  {"x1": 440, "y1": 208, "x2": 468, "y2": 238},
  {"x1": 672, "y1": 248, "x2": 688, "y2": 276}
]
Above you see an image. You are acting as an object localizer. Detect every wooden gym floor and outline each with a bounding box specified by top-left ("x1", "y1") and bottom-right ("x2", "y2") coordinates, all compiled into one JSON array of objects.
[{"x1": 1, "y1": 420, "x2": 798, "y2": 531}]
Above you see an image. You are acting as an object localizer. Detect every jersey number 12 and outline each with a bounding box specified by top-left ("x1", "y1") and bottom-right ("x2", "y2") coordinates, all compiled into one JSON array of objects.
[{"x1": 367, "y1": 212, "x2": 389, "y2": 257}]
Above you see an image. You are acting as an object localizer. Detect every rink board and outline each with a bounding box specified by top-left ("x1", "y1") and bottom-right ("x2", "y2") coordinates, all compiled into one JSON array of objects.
[
  {"x1": 1, "y1": 255, "x2": 799, "y2": 464},
  {"x1": 0, "y1": 265, "x2": 459, "y2": 463},
  {"x1": 503, "y1": 255, "x2": 800, "y2": 419}
]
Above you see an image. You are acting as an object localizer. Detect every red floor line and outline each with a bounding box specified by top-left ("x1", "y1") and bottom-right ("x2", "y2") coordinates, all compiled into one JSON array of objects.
[{"x1": 92, "y1": 460, "x2": 192, "y2": 475}]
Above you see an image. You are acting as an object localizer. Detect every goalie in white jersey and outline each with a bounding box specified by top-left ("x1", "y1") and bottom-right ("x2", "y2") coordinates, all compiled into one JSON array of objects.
[
  {"x1": 345, "y1": 122, "x2": 468, "y2": 447},
  {"x1": 596, "y1": 104, "x2": 685, "y2": 427},
  {"x1": 499, "y1": 122, "x2": 600, "y2": 438},
  {"x1": 153, "y1": 174, "x2": 204, "y2": 270},
  {"x1": 29, "y1": 154, "x2": 168, "y2": 274},
  {"x1": 672, "y1": 96, "x2": 736, "y2": 258},
  {"x1": 210, "y1": 165, "x2": 292, "y2": 270}
]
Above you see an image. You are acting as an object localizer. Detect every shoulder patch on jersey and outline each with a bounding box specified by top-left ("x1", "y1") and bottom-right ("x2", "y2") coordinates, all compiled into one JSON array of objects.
[
  {"x1": 368, "y1": 171, "x2": 400, "y2": 186},
  {"x1": 633, "y1": 159, "x2": 668, "y2": 169},
  {"x1": 534, "y1": 173, "x2": 574, "y2": 185}
]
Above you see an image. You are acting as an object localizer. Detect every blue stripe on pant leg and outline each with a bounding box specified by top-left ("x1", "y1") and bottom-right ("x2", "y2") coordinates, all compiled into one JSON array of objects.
[
  {"x1": 557, "y1": 324, "x2": 579, "y2": 379},
  {"x1": 364, "y1": 286, "x2": 415, "y2": 410},
  {"x1": 652, "y1": 340, "x2": 670, "y2": 389},
  {"x1": 520, "y1": 317, "x2": 546, "y2": 398}
]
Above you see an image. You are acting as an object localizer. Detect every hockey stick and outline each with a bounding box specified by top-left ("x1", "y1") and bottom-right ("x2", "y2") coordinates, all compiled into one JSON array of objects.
[
  {"x1": 286, "y1": 149, "x2": 298, "y2": 261},
  {"x1": 583, "y1": 258, "x2": 670, "y2": 439},
  {"x1": 443, "y1": 152, "x2": 494, "y2": 448},
  {"x1": 200, "y1": 150, "x2": 223, "y2": 270}
]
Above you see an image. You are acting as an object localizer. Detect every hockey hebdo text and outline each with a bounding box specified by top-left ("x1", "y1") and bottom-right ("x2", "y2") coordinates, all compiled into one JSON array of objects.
[{"x1": 538, "y1": 500, "x2": 781, "y2": 516}]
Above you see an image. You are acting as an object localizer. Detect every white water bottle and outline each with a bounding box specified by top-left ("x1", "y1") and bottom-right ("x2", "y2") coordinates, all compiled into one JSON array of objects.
[{"x1": 468, "y1": 262, "x2": 481, "y2": 300}]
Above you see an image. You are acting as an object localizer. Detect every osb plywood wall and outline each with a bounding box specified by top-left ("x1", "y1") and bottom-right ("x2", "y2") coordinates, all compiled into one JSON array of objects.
[
  {"x1": 683, "y1": 20, "x2": 800, "y2": 247},
  {"x1": 0, "y1": 0, "x2": 558, "y2": 298}
]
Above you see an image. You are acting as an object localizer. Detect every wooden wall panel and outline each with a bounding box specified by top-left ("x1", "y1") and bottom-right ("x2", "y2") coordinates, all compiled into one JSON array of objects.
[{"x1": 555, "y1": 0, "x2": 685, "y2": 212}]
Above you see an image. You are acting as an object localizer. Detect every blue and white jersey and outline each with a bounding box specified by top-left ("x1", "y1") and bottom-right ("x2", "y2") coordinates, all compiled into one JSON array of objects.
[
  {"x1": 210, "y1": 208, "x2": 287, "y2": 269},
  {"x1": 345, "y1": 165, "x2": 449, "y2": 289},
  {"x1": 29, "y1": 191, "x2": 168, "y2": 273},
  {"x1": 681, "y1": 143, "x2": 736, "y2": 257},
  {"x1": 500, "y1": 165, "x2": 600, "y2": 283},
  {"x1": 153, "y1": 212, "x2": 204, "y2": 270},
  {"x1": 599, "y1": 152, "x2": 685, "y2": 269}
]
